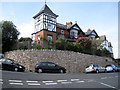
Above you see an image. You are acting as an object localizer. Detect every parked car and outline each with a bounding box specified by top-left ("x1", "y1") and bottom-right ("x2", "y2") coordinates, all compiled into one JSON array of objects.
[
  {"x1": 35, "y1": 62, "x2": 66, "y2": 73},
  {"x1": 105, "y1": 64, "x2": 117, "y2": 72},
  {"x1": 0, "y1": 54, "x2": 4, "y2": 59},
  {"x1": 85, "y1": 64, "x2": 106, "y2": 73},
  {"x1": 0, "y1": 58, "x2": 25, "y2": 72},
  {"x1": 105, "y1": 65, "x2": 114, "y2": 72},
  {"x1": 117, "y1": 65, "x2": 120, "y2": 72}
]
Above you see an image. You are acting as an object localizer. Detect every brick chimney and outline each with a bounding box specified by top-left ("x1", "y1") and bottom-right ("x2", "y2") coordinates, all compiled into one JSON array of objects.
[
  {"x1": 66, "y1": 22, "x2": 73, "y2": 27},
  {"x1": 87, "y1": 29, "x2": 91, "y2": 32}
]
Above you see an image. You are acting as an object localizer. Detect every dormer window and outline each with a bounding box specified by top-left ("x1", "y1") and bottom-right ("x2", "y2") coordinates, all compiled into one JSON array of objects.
[{"x1": 61, "y1": 30, "x2": 64, "y2": 34}]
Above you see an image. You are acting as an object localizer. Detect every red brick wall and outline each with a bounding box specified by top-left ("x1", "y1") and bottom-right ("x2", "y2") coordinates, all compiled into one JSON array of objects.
[
  {"x1": 35, "y1": 30, "x2": 57, "y2": 43},
  {"x1": 56, "y1": 27, "x2": 70, "y2": 37}
]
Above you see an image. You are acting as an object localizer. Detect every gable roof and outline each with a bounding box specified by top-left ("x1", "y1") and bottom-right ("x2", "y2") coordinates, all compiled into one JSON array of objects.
[
  {"x1": 67, "y1": 23, "x2": 85, "y2": 34},
  {"x1": 85, "y1": 30, "x2": 99, "y2": 38},
  {"x1": 57, "y1": 23, "x2": 85, "y2": 35},
  {"x1": 33, "y1": 4, "x2": 58, "y2": 19}
]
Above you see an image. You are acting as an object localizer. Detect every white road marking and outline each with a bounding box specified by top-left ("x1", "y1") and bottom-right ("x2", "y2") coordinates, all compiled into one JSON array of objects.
[
  {"x1": 87, "y1": 80, "x2": 94, "y2": 82},
  {"x1": 57, "y1": 80, "x2": 67, "y2": 82},
  {"x1": 42, "y1": 81, "x2": 54, "y2": 83},
  {"x1": 76, "y1": 81, "x2": 85, "y2": 83},
  {"x1": 101, "y1": 77, "x2": 107, "y2": 79},
  {"x1": 0, "y1": 79, "x2": 3, "y2": 82},
  {"x1": 0, "y1": 82, "x2": 3, "y2": 84},
  {"x1": 61, "y1": 82, "x2": 72, "y2": 84},
  {"x1": 28, "y1": 83, "x2": 40, "y2": 86},
  {"x1": 45, "y1": 83, "x2": 57, "y2": 85},
  {"x1": 71, "y1": 79, "x2": 80, "y2": 81},
  {"x1": 100, "y1": 82, "x2": 116, "y2": 89},
  {"x1": 9, "y1": 80, "x2": 22, "y2": 82},
  {"x1": 26, "y1": 81, "x2": 38, "y2": 83},
  {"x1": 9, "y1": 83, "x2": 23, "y2": 85}
]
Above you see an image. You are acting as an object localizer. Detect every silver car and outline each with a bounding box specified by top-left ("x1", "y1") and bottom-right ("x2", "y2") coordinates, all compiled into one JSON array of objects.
[{"x1": 85, "y1": 64, "x2": 106, "y2": 73}]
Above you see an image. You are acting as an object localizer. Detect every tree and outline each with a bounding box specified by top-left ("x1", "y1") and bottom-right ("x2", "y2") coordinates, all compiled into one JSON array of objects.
[
  {"x1": 91, "y1": 39, "x2": 103, "y2": 55},
  {"x1": 0, "y1": 21, "x2": 20, "y2": 53},
  {"x1": 76, "y1": 37, "x2": 92, "y2": 54}
]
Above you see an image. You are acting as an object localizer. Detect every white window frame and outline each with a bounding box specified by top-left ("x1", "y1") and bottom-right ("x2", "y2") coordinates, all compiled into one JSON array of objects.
[
  {"x1": 75, "y1": 32, "x2": 77, "y2": 38},
  {"x1": 61, "y1": 30, "x2": 64, "y2": 34}
]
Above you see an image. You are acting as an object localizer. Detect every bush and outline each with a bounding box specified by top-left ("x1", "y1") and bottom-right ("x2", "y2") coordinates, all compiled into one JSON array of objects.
[{"x1": 19, "y1": 45, "x2": 28, "y2": 50}]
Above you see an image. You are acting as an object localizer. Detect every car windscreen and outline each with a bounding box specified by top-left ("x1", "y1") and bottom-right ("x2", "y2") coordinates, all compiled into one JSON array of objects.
[{"x1": 86, "y1": 65, "x2": 90, "y2": 68}]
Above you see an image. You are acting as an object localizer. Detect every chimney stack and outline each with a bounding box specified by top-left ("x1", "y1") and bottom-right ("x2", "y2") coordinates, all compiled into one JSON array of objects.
[{"x1": 66, "y1": 22, "x2": 73, "y2": 26}]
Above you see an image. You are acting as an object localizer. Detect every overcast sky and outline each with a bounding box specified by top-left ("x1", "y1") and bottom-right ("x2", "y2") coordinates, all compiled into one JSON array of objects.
[{"x1": 0, "y1": 0, "x2": 119, "y2": 59}]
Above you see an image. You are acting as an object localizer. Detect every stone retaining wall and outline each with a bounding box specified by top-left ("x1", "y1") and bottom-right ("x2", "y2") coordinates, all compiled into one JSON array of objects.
[{"x1": 5, "y1": 49, "x2": 116, "y2": 73}]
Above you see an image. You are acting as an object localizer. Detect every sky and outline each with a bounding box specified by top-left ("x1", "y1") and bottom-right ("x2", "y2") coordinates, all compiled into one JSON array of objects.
[{"x1": 0, "y1": 0, "x2": 119, "y2": 59}]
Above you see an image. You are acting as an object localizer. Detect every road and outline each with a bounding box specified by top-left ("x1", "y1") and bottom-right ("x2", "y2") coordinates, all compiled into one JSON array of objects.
[{"x1": 0, "y1": 70, "x2": 120, "y2": 89}]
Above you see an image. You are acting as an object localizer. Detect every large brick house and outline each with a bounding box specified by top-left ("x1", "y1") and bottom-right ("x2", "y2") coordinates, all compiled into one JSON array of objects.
[
  {"x1": 31, "y1": 4, "x2": 113, "y2": 57},
  {"x1": 31, "y1": 4, "x2": 86, "y2": 46}
]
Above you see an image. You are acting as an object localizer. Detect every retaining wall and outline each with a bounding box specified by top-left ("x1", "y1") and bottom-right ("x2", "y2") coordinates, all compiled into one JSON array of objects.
[{"x1": 5, "y1": 49, "x2": 115, "y2": 73}]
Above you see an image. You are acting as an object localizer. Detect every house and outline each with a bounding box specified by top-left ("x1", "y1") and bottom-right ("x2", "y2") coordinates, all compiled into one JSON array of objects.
[
  {"x1": 85, "y1": 29, "x2": 99, "y2": 40},
  {"x1": 99, "y1": 35, "x2": 113, "y2": 57},
  {"x1": 31, "y1": 4, "x2": 113, "y2": 58},
  {"x1": 31, "y1": 4, "x2": 85, "y2": 47}
]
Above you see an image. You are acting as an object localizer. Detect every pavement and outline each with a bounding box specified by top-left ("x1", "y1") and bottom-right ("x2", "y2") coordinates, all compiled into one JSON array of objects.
[{"x1": 0, "y1": 70, "x2": 120, "y2": 90}]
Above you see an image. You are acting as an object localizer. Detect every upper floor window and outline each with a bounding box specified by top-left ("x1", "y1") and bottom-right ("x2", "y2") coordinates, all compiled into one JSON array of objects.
[
  {"x1": 70, "y1": 31, "x2": 74, "y2": 38},
  {"x1": 75, "y1": 32, "x2": 77, "y2": 39},
  {"x1": 61, "y1": 30, "x2": 64, "y2": 34}
]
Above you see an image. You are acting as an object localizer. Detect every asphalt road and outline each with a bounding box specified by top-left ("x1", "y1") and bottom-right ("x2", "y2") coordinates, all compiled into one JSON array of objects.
[{"x1": 0, "y1": 70, "x2": 120, "y2": 89}]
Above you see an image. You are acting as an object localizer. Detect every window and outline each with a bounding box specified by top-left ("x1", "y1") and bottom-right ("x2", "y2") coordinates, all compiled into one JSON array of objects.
[
  {"x1": 6, "y1": 59, "x2": 13, "y2": 64},
  {"x1": 48, "y1": 35, "x2": 52, "y2": 44},
  {"x1": 48, "y1": 63, "x2": 55, "y2": 67},
  {"x1": 70, "y1": 32, "x2": 74, "y2": 38},
  {"x1": 61, "y1": 30, "x2": 64, "y2": 34},
  {"x1": 75, "y1": 32, "x2": 77, "y2": 38},
  {"x1": 48, "y1": 23, "x2": 52, "y2": 31},
  {"x1": 37, "y1": 35, "x2": 40, "y2": 44}
]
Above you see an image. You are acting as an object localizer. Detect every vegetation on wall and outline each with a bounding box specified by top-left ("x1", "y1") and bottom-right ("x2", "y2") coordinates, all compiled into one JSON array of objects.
[{"x1": 55, "y1": 35, "x2": 111, "y2": 57}]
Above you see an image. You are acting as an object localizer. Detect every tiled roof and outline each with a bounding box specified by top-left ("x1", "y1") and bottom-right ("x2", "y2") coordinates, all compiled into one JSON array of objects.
[
  {"x1": 56, "y1": 23, "x2": 67, "y2": 29},
  {"x1": 33, "y1": 4, "x2": 58, "y2": 18},
  {"x1": 85, "y1": 30, "x2": 99, "y2": 38}
]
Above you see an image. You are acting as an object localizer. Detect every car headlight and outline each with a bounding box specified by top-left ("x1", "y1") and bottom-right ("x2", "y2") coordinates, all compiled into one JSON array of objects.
[{"x1": 19, "y1": 66, "x2": 22, "y2": 68}]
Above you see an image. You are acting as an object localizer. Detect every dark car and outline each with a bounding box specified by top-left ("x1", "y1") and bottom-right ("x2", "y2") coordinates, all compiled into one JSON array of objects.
[
  {"x1": 0, "y1": 58, "x2": 25, "y2": 72},
  {"x1": 35, "y1": 62, "x2": 66, "y2": 73},
  {"x1": 117, "y1": 65, "x2": 120, "y2": 72}
]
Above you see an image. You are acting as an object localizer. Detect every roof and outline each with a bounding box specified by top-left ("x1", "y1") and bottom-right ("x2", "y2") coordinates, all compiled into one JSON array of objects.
[
  {"x1": 56, "y1": 23, "x2": 67, "y2": 29},
  {"x1": 108, "y1": 42, "x2": 112, "y2": 47},
  {"x1": 85, "y1": 30, "x2": 99, "y2": 38},
  {"x1": 57, "y1": 23, "x2": 85, "y2": 35},
  {"x1": 33, "y1": 4, "x2": 58, "y2": 18},
  {"x1": 99, "y1": 35, "x2": 106, "y2": 41}
]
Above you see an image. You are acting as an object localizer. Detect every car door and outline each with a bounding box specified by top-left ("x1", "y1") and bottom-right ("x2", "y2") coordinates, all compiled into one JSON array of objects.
[
  {"x1": 47, "y1": 63, "x2": 56, "y2": 72},
  {"x1": 5, "y1": 59, "x2": 15, "y2": 71},
  {"x1": 40, "y1": 63, "x2": 49, "y2": 72}
]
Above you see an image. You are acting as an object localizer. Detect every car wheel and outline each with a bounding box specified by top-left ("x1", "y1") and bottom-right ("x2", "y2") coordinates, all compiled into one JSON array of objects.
[
  {"x1": 96, "y1": 70, "x2": 99, "y2": 73},
  {"x1": 38, "y1": 69, "x2": 42, "y2": 73},
  {"x1": 59, "y1": 69, "x2": 64, "y2": 73},
  {"x1": 104, "y1": 69, "x2": 107, "y2": 73},
  {"x1": 15, "y1": 68, "x2": 18, "y2": 72},
  {"x1": 113, "y1": 69, "x2": 115, "y2": 72}
]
